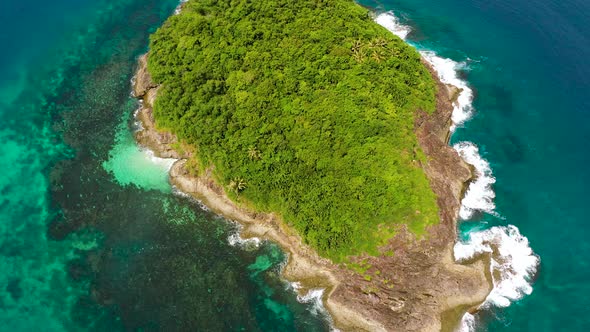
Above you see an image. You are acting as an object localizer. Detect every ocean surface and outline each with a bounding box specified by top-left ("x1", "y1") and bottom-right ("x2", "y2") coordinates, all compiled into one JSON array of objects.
[
  {"x1": 0, "y1": 0, "x2": 331, "y2": 330},
  {"x1": 369, "y1": 0, "x2": 590, "y2": 330},
  {"x1": 0, "y1": 0, "x2": 588, "y2": 331}
]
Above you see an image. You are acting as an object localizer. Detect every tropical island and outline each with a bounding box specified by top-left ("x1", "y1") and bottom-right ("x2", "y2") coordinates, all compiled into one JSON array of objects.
[{"x1": 133, "y1": 0, "x2": 492, "y2": 330}]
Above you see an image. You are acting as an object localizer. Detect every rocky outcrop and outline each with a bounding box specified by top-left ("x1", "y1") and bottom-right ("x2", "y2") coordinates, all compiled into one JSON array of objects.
[
  {"x1": 133, "y1": 55, "x2": 189, "y2": 159},
  {"x1": 132, "y1": 54, "x2": 490, "y2": 332},
  {"x1": 132, "y1": 54, "x2": 157, "y2": 99}
]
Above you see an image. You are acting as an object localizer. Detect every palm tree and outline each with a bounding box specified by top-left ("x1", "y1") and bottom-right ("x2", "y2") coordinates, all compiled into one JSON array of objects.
[
  {"x1": 368, "y1": 37, "x2": 387, "y2": 52},
  {"x1": 371, "y1": 50, "x2": 384, "y2": 63},
  {"x1": 236, "y1": 179, "x2": 246, "y2": 191},
  {"x1": 353, "y1": 50, "x2": 365, "y2": 63},
  {"x1": 351, "y1": 39, "x2": 362, "y2": 53},
  {"x1": 248, "y1": 146, "x2": 261, "y2": 160},
  {"x1": 351, "y1": 39, "x2": 368, "y2": 63},
  {"x1": 229, "y1": 177, "x2": 247, "y2": 195},
  {"x1": 374, "y1": 37, "x2": 387, "y2": 48}
]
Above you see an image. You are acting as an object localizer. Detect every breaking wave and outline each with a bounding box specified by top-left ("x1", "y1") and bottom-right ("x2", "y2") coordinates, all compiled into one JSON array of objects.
[
  {"x1": 453, "y1": 142, "x2": 497, "y2": 219},
  {"x1": 420, "y1": 51, "x2": 475, "y2": 130},
  {"x1": 227, "y1": 229, "x2": 261, "y2": 251},
  {"x1": 290, "y1": 282, "x2": 330, "y2": 317},
  {"x1": 457, "y1": 313, "x2": 476, "y2": 332},
  {"x1": 375, "y1": 10, "x2": 539, "y2": 331},
  {"x1": 374, "y1": 12, "x2": 411, "y2": 40},
  {"x1": 454, "y1": 225, "x2": 540, "y2": 308},
  {"x1": 375, "y1": 12, "x2": 474, "y2": 130}
]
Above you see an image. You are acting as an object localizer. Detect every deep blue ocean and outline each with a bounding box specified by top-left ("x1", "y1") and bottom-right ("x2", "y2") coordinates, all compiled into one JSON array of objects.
[{"x1": 0, "y1": 0, "x2": 588, "y2": 331}]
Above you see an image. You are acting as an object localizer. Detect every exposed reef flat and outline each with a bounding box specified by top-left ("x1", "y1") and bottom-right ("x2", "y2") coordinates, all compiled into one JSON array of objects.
[{"x1": 133, "y1": 53, "x2": 491, "y2": 331}]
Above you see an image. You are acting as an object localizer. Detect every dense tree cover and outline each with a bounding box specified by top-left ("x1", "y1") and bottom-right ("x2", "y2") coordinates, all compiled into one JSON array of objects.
[{"x1": 148, "y1": 0, "x2": 439, "y2": 261}]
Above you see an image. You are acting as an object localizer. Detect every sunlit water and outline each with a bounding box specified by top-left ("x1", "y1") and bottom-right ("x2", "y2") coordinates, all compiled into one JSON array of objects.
[
  {"x1": 2, "y1": 0, "x2": 587, "y2": 330},
  {"x1": 367, "y1": 0, "x2": 590, "y2": 330},
  {"x1": 0, "y1": 0, "x2": 331, "y2": 330}
]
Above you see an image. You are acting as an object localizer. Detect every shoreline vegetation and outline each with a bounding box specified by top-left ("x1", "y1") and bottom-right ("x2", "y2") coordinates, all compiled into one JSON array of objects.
[
  {"x1": 132, "y1": 0, "x2": 493, "y2": 330},
  {"x1": 148, "y1": 0, "x2": 441, "y2": 261}
]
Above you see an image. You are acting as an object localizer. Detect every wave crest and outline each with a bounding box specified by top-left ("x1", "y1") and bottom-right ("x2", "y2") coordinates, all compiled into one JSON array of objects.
[
  {"x1": 227, "y1": 232, "x2": 261, "y2": 251},
  {"x1": 457, "y1": 313, "x2": 476, "y2": 332},
  {"x1": 454, "y1": 225, "x2": 540, "y2": 308},
  {"x1": 375, "y1": 12, "x2": 411, "y2": 40},
  {"x1": 375, "y1": 10, "x2": 539, "y2": 332},
  {"x1": 453, "y1": 142, "x2": 497, "y2": 219},
  {"x1": 289, "y1": 282, "x2": 330, "y2": 316},
  {"x1": 374, "y1": 12, "x2": 474, "y2": 130},
  {"x1": 420, "y1": 51, "x2": 474, "y2": 130}
]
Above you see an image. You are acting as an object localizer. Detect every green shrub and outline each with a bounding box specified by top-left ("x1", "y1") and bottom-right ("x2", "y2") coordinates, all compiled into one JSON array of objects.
[{"x1": 148, "y1": 0, "x2": 439, "y2": 261}]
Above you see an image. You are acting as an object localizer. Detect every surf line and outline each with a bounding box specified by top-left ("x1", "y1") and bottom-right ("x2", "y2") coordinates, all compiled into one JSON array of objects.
[{"x1": 374, "y1": 11, "x2": 540, "y2": 331}]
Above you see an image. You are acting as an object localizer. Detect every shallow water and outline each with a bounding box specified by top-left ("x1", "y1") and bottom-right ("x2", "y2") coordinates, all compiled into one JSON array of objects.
[
  {"x1": 2, "y1": 0, "x2": 588, "y2": 330},
  {"x1": 0, "y1": 0, "x2": 331, "y2": 330}
]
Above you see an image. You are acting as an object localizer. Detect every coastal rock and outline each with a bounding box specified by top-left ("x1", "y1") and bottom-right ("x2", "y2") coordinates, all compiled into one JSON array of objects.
[
  {"x1": 135, "y1": 102, "x2": 188, "y2": 159},
  {"x1": 323, "y1": 63, "x2": 490, "y2": 332},
  {"x1": 133, "y1": 54, "x2": 190, "y2": 160},
  {"x1": 132, "y1": 54, "x2": 157, "y2": 98},
  {"x1": 133, "y1": 54, "x2": 491, "y2": 332}
]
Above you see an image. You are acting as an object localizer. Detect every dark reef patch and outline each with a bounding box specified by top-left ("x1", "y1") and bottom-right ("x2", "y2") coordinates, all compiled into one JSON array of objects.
[{"x1": 0, "y1": 0, "x2": 332, "y2": 330}]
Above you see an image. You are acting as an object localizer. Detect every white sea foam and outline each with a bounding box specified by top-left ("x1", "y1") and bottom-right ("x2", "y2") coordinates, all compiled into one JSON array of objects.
[
  {"x1": 174, "y1": 0, "x2": 188, "y2": 15},
  {"x1": 454, "y1": 225, "x2": 539, "y2": 308},
  {"x1": 132, "y1": 104, "x2": 144, "y2": 130},
  {"x1": 374, "y1": 12, "x2": 474, "y2": 130},
  {"x1": 290, "y1": 282, "x2": 328, "y2": 316},
  {"x1": 375, "y1": 11, "x2": 492, "y2": 222},
  {"x1": 170, "y1": 187, "x2": 214, "y2": 212},
  {"x1": 227, "y1": 231, "x2": 261, "y2": 251},
  {"x1": 144, "y1": 148, "x2": 177, "y2": 171},
  {"x1": 420, "y1": 51, "x2": 474, "y2": 130},
  {"x1": 288, "y1": 282, "x2": 339, "y2": 331},
  {"x1": 298, "y1": 288, "x2": 326, "y2": 315},
  {"x1": 453, "y1": 223, "x2": 539, "y2": 331},
  {"x1": 457, "y1": 313, "x2": 476, "y2": 332},
  {"x1": 131, "y1": 105, "x2": 176, "y2": 172},
  {"x1": 374, "y1": 12, "x2": 411, "y2": 40},
  {"x1": 375, "y1": 11, "x2": 538, "y2": 332},
  {"x1": 453, "y1": 142, "x2": 497, "y2": 220}
]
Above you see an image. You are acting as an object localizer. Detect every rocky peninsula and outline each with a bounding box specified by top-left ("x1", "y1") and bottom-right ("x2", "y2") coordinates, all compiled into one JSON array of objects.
[{"x1": 132, "y1": 51, "x2": 491, "y2": 331}]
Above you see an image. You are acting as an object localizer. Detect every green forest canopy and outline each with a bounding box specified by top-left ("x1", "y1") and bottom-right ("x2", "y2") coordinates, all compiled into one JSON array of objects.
[{"x1": 148, "y1": 0, "x2": 439, "y2": 261}]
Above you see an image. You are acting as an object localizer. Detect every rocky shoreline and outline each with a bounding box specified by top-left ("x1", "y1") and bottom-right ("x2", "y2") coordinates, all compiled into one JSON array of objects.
[{"x1": 132, "y1": 53, "x2": 491, "y2": 331}]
